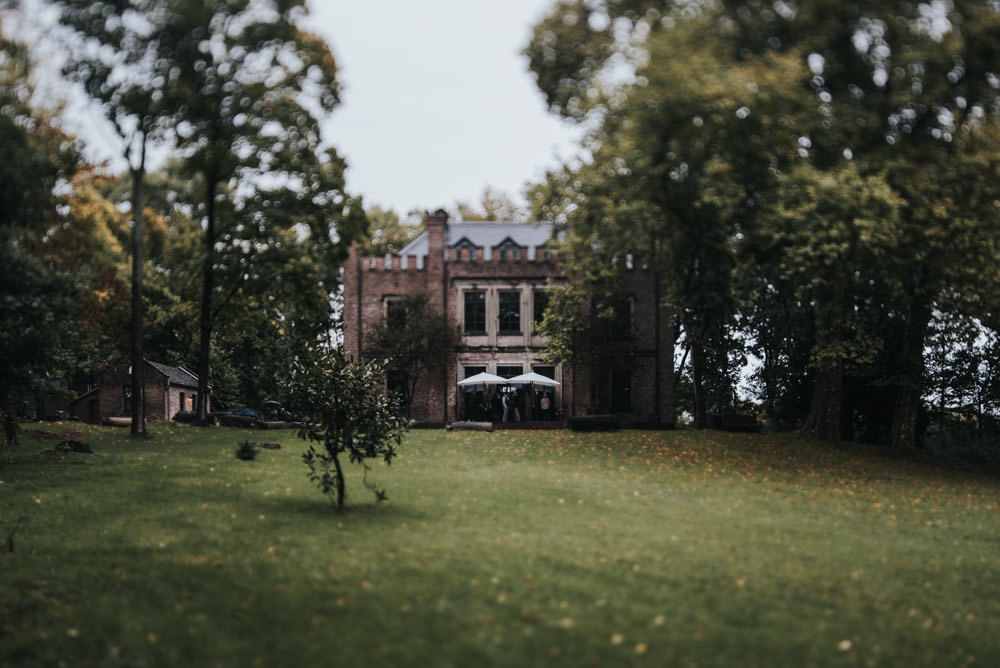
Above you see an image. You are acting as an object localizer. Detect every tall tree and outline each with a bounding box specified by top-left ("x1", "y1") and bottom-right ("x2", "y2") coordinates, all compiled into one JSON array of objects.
[
  {"x1": 55, "y1": 0, "x2": 185, "y2": 436},
  {"x1": 526, "y1": 0, "x2": 1000, "y2": 446},
  {"x1": 161, "y1": 0, "x2": 352, "y2": 424},
  {"x1": 0, "y1": 30, "x2": 84, "y2": 446},
  {"x1": 527, "y1": 12, "x2": 785, "y2": 425},
  {"x1": 753, "y1": 165, "x2": 903, "y2": 440}
]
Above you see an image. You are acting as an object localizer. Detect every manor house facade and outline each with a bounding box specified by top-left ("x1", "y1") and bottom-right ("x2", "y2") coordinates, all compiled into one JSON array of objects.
[{"x1": 342, "y1": 210, "x2": 674, "y2": 427}]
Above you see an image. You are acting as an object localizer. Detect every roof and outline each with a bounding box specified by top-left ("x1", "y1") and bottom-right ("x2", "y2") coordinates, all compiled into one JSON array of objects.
[
  {"x1": 146, "y1": 361, "x2": 201, "y2": 389},
  {"x1": 398, "y1": 221, "x2": 553, "y2": 260}
]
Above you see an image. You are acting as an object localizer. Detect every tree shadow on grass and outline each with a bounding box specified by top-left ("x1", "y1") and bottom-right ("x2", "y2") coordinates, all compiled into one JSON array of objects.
[{"x1": 263, "y1": 493, "x2": 431, "y2": 526}]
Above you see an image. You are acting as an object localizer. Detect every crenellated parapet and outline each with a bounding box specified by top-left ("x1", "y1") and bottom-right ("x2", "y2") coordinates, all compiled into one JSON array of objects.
[
  {"x1": 356, "y1": 244, "x2": 557, "y2": 272},
  {"x1": 342, "y1": 207, "x2": 675, "y2": 427}
]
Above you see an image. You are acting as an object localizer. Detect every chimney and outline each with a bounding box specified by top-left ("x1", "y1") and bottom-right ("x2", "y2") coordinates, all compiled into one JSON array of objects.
[
  {"x1": 425, "y1": 208, "x2": 448, "y2": 274},
  {"x1": 423, "y1": 208, "x2": 449, "y2": 425}
]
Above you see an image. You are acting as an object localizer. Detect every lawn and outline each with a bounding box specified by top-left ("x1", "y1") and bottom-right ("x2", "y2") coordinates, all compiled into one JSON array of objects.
[{"x1": 2, "y1": 422, "x2": 999, "y2": 667}]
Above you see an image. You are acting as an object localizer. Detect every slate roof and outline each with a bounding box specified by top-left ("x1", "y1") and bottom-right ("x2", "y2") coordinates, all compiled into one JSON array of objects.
[
  {"x1": 397, "y1": 221, "x2": 553, "y2": 260},
  {"x1": 146, "y1": 361, "x2": 201, "y2": 388}
]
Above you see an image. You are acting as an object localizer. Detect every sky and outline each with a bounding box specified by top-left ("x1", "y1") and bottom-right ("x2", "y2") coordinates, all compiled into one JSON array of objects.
[
  {"x1": 8, "y1": 0, "x2": 581, "y2": 217},
  {"x1": 307, "y1": 0, "x2": 583, "y2": 216}
]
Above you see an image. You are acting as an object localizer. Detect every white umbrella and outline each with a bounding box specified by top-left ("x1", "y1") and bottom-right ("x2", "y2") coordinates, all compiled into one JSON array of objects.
[
  {"x1": 505, "y1": 372, "x2": 560, "y2": 386},
  {"x1": 458, "y1": 372, "x2": 508, "y2": 386}
]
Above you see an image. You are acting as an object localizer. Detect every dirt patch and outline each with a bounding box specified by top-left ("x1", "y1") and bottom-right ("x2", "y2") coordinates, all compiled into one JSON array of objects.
[{"x1": 53, "y1": 440, "x2": 94, "y2": 453}]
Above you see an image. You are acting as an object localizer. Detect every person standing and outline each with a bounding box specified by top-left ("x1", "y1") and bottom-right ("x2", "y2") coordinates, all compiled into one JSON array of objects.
[{"x1": 491, "y1": 393, "x2": 502, "y2": 422}]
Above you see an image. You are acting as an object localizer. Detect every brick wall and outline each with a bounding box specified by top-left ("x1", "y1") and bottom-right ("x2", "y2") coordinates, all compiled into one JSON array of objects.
[
  {"x1": 89, "y1": 361, "x2": 204, "y2": 422},
  {"x1": 342, "y1": 212, "x2": 675, "y2": 426}
]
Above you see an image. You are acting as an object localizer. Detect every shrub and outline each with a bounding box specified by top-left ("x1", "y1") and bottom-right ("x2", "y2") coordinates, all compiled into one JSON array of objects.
[
  {"x1": 286, "y1": 347, "x2": 406, "y2": 510},
  {"x1": 235, "y1": 440, "x2": 258, "y2": 461}
]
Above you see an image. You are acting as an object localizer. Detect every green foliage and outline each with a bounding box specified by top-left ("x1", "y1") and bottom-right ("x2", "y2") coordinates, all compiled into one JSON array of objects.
[
  {"x1": 50, "y1": 0, "x2": 369, "y2": 417},
  {"x1": 0, "y1": 241, "x2": 83, "y2": 443},
  {"x1": 286, "y1": 347, "x2": 406, "y2": 509},
  {"x1": 362, "y1": 205, "x2": 421, "y2": 256},
  {"x1": 761, "y1": 164, "x2": 903, "y2": 371},
  {"x1": 168, "y1": 0, "x2": 361, "y2": 421},
  {"x1": 526, "y1": 0, "x2": 1000, "y2": 443},
  {"x1": 0, "y1": 33, "x2": 81, "y2": 232},
  {"x1": 453, "y1": 186, "x2": 526, "y2": 222},
  {"x1": 534, "y1": 282, "x2": 591, "y2": 365},
  {"x1": 362, "y1": 293, "x2": 460, "y2": 414},
  {"x1": 234, "y1": 439, "x2": 258, "y2": 461}
]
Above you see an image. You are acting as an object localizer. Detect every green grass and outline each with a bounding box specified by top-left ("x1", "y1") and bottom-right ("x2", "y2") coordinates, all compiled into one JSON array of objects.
[{"x1": 2, "y1": 423, "x2": 999, "y2": 667}]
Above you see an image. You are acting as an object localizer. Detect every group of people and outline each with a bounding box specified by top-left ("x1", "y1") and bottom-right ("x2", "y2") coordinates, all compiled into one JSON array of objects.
[{"x1": 467, "y1": 388, "x2": 555, "y2": 422}]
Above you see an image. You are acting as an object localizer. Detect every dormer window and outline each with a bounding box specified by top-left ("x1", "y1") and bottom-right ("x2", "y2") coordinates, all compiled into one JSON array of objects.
[
  {"x1": 497, "y1": 238, "x2": 521, "y2": 262},
  {"x1": 453, "y1": 238, "x2": 477, "y2": 262}
]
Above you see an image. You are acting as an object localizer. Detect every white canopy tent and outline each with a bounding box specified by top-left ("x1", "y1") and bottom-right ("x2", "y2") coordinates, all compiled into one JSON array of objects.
[
  {"x1": 505, "y1": 372, "x2": 560, "y2": 387},
  {"x1": 457, "y1": 372, "x2": 508, "y2": 387}
]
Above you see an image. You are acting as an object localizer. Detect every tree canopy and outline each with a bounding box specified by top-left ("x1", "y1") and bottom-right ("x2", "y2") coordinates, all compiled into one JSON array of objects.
[
  {"x1": 1, "y1": 2, "x2": 368, "y2": 432},
  {"x1": 287, "y1": 346, "x2": 406, "y2": 510},
  {"x1": 526, "y1": 0, "x2": 1000, "y2": 450}
]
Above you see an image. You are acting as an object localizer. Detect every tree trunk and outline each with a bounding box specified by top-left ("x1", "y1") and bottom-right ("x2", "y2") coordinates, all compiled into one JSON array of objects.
[
  {"x1": 891, "y1": 302, "x2": 931, "y2": 450},
  {"x1": 333, "y1": 453, "x2": 345, "y2": 510},
  {"x1": 691, "y1": 342, "x2": 708, "y2": 428},
  {"x1": 196, "y1": 178, "x2": 217, "y2": 426},
  {"x1": 129, "y1": 155, "x2": 147, "y2": 438},
  {"x1": 802, "y1": 362, "x2": 843, "y2": 441},
  {"x1": 891, "y1": 385, "x2": 922, "y2": 451}
]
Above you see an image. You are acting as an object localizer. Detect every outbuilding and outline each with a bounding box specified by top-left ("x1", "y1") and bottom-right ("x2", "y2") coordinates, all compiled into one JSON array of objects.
[{"x1": 72, "y1": 360, "x2": 207, "y2": 424}]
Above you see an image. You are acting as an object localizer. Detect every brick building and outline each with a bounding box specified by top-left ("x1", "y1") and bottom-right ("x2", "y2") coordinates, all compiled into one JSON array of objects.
[
  {"x1": 342, "y1": 210, "x2": 674, "y2": 427},
  {"x1": 72, "y1": 360, "x2": 206, "y2": 424}
]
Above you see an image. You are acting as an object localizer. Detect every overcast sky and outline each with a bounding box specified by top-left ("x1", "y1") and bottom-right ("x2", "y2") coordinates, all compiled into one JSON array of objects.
[
  {"x1": 9, "y1": 0, "x2": 580, "y2": 217},
  {"x1": 308, "y1": 0, "x2": 582, "y2": 215}
]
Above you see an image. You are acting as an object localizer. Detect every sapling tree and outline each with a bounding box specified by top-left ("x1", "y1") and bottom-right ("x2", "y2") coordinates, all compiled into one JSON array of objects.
[{"x1": 286, "y1": 347, "x2": 406, "y2": 510}]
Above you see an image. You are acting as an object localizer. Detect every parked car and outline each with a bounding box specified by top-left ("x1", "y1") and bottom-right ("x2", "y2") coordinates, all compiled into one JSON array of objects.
[{"x1": 213, "y1": 402, "x2": 300, "y2": 429}]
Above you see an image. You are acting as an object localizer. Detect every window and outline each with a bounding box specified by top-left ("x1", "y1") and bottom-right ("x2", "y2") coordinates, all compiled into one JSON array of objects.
[
  {"x1": 463, "y1": 366, "x2": 487, "y2": 381},
  {"x1": 497, "y1": 239, "x2": 521, "y2": 262},
  {"x1": 612, "y1": 369, "x2": 632, "y2": 412},
  {"x1": 385, "y1": 298, "x2": 406, "y2": 329},
  {"x1": 496, "y1": 365, "x2": 523, "y2": 380},
  {"x1": 533, "y1": 290, "x2": 549, "y2": 329},
  {"x1": 387, "y1": 369, "x2": 408, "y2": 404},
  {"x1": 532, "y1": 366, "x2": 555, "y2": 381},
  {"x1": 454, "y1": 238, "x2": 477, "y2": 262},
  {"x1": 464, "y1": 291, "x2": 486, "y2": 335},
  {"x1": 608, "y1": 297, "x2": 633, "y2": 340},
  {"x1": 498, "y1": 291, "x2": 521, "y2": 334}
]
